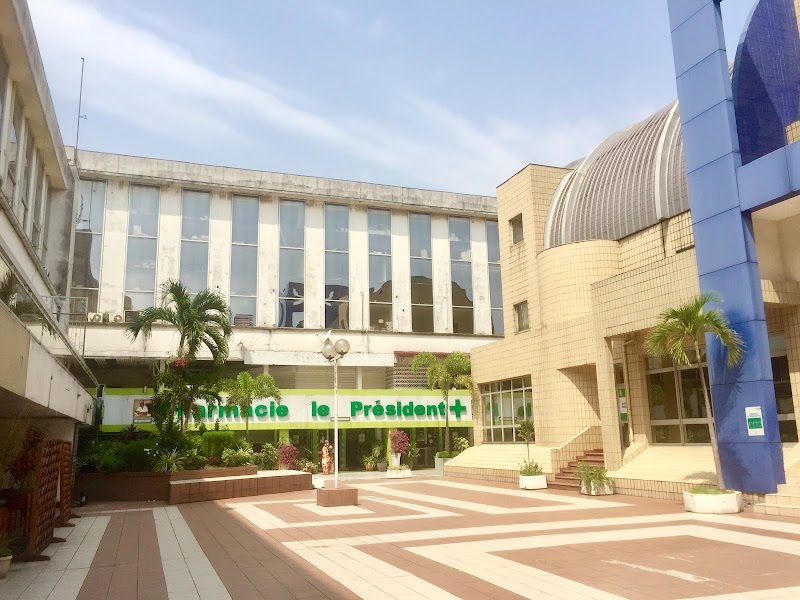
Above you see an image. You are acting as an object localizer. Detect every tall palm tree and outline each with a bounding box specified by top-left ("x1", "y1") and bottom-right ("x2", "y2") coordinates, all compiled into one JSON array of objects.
[
  {"x1": 127, "y1": 279, "x2": 232, "y2": 363},
  {"x1": 154, "y1": 366, "x2": 222, "y2": 432},
  {"x1": 644, "y1": 292, "x2": 744, "y2": 489},
  {"x1": 411, "y1": 351, "x2": 472, "y2": 453},
  {"x1": 220, "y1": 372, "x2": 282, "y2": 441}
]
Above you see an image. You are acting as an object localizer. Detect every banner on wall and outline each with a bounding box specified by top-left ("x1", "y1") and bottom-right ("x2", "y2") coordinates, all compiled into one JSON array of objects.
[{"x1": 104, "y1": 393, "x2": 473, "y2": 427}]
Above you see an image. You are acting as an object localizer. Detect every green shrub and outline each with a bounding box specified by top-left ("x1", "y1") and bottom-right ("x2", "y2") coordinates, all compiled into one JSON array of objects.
[
  {"x1": 689, "y1": 486, "x2": 735, "y2": 495},
  {"x1": 453, "y1": 437, "x2": 470, "y2": 453},
  {"x1": 253, "y1": 443, "x2": 277, "y2": 470},
  {"x1": 435, "y1": 451, "x2": 451, "y2": 459},
  {"x1": 181, "y1": 449, "x2": 208, "y2": 471},
  {"x1": 519, "y1": 460, "x2": 544, "y2": 476},
  {"x1": 153, "y1": 450, "x2": 184, "y2": 473},
  {"x1": 118, "y1": 439, "x2": 157, "y2": 472},
  {"x1": 221, "y1": 448, "x2": 254, "y2": 467},
  {"x1": 575, "y1": 462, "x2": 610, "y2": 485},
  {"x1": 202, "y1": 431, "x2": 237, "y2": 464},
  {"x1": 231, "y1": 437, "x2": 252, "y2": 452},
  {"x1": 91, "y1": 440, "x2": 125, "y2": 473}
]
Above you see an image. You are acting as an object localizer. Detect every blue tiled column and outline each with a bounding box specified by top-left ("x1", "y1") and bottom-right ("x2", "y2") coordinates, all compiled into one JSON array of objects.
[{"x1": 668, "y1": 0, "x2": 784, "y2": 493}]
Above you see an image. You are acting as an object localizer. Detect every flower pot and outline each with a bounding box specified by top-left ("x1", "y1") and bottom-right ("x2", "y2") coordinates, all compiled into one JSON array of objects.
[
  {"x1": 434, "y1": 457, "x2": 450, "y2": 476},
  {"x1": 519, "y1": 474, "x2": 547, "y2": 490},
  {"x1": 683, "y1": 491, "x2": 743, "y2": 514},
  {"x1": 0, "y1": 555, "x2": 11, "y2": 579},
  {"x1": 390, "y1": 453, "x2": 401, "y2": 469},
  {"x1": 377, "y1": 461, "x2": 388, "y2": 472},
  {"x1": 580, "y1": 480, "x2": 614, "y2": 495},
  {"x1": 386, "y1": 469, "x2": 412, "y2": 479},
  {"x1": 364, "y1": 463, "x2": 376, "y2": 472}
]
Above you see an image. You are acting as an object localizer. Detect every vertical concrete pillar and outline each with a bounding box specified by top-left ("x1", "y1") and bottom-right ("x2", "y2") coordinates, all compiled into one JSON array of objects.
[
  {"x1": 596, "y1": 336, "x2": 623, "y2": 470},
  {"x1": 785, "y1": 308, "x2": 800, "y2": 422},
  {"x1": 98, "y1": 180, "x2": 128, "y2": 314},
  {"x1": 391, "y1": 211, "x2": 411, "y2": 332},
  {"x1": 155, "y1": 185, "x2": 181, "y2": 290},
  {"x1": 471, "y1": 218, "x2": 491, "y2": 335},
  {"x1": 349, "y1": 206, "x2": 369, "y2": 330},
  {"x1": 304, "y1": 201, "x2": 324, "y2": 329},
  {"x1": 624, "y1": 335, "x2": 653, "y2": 445},
  {"x1": 258, "y1": 197, "x2": 279, "y2": 327},
  {"x1": 208, "y1": 190, "x2": 231, "y2": 298},
  {"x1": 12, "y1": 117, "x2": 27, "y2": 219},
  {"x1": 668, "y1": 0, "x2": 784, "y2": 491},
  {"x1": 431, "y1": 215, "x2": 451, "y2": 333},
  {"x1": 24, "y1": 150, "x2": 38, "y2": 237},
  {"x1": 45, "y1": 186, "x2": 75, "y2": 297}
]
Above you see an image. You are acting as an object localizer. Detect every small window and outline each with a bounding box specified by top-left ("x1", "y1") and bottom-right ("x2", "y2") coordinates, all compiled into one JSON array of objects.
[
  {"x1": 510, "y1": 214, "x2": 523, "y2": 244},
  {"x1": 514, "y1": 301, "x2": 529, "y2": 332}
]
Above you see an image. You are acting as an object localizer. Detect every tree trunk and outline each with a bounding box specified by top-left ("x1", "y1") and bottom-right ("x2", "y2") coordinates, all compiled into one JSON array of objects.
[
  {"x1": 444, "y1": 390, "x2": 450, "y2": 454},
  {"x1": 245, "y1": 412, "x2": 250, "y2": 442},
  {"x1": 695, "y1": 341, "x2": 724, "y2": 489}
]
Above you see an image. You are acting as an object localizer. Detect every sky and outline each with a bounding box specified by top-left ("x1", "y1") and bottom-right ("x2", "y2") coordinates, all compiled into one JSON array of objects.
[{"x1": 28, "y1": 0, "x2": 755, "y2": 196}]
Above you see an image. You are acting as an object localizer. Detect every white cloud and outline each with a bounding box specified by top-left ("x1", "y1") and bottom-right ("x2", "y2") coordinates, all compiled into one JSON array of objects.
[{"x1": 28, "y1": 0, "x2": 616, "y2": 195}]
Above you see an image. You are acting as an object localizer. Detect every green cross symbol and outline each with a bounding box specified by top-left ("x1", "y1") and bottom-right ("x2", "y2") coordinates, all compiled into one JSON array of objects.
[{"x1": 449, "y1": 399, "x2": 467, "y2": 418}]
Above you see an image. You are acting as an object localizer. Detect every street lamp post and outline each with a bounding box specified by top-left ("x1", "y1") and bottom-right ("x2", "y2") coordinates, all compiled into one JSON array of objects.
[{"x1": 321, "y1": 337, "x2": 350, "y2": 489}]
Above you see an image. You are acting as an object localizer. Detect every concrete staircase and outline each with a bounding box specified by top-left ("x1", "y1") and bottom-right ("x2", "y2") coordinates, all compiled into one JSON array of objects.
[
  {"x1": 754, "y1": 475, "x2": 800, "y2": 518},
  {"x1": 550, "y1": 449, "x2": 605, "y2": 491}
]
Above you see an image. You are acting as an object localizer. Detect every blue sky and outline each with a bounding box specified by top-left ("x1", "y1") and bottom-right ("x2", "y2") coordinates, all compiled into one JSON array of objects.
[{"x1": 29, "y1": 0, "x2": 754, "y2": 196}]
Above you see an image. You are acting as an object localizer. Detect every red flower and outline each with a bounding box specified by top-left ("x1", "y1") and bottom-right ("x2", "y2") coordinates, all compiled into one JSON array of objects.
[{"x1": 172, "y1": 357, "x2": 189, "y2": 369}]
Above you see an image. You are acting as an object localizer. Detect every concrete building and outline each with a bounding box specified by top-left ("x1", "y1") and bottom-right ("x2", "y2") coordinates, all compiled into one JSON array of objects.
[
  {"x1": 455, "y1": 0, "x2": 800, "y2": 510},
  {"x1": 0, "y1": 0, "x2": 96, "y2": 454},
  {"x1": 73, "y1": 149, "x2": 500, "y2": 465}
]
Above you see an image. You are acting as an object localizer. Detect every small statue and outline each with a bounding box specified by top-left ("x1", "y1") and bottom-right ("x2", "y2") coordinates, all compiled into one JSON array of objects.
[{"x1": 321, "y1": 441, "x2": 334, "y2": 475}]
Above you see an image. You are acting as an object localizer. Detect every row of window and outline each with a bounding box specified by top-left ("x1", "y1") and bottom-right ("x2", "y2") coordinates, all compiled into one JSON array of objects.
[
  {"x1": 0, "y1": 49, "x2": 52, "y2": 263},
  {"x1": 71, "y1": 182, "x2": 504, "y2": 335}
]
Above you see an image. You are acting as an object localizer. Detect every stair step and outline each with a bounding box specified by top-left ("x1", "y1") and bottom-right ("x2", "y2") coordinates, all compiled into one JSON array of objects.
[
  {"x1": 765, "y1": 494, "x2": 800, "y2": 506},
  {"x1": 549, "y1": 481, "x2": 580, "y2": 490},
  {"x1": 754, "y1": 502, "x2": 800, "y2": 518},
  {"x1": 777, "y1": 484, "x2": 800, "y2": 495}
]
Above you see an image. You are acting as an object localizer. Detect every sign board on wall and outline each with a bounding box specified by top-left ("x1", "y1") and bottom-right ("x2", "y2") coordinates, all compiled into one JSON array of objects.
[
  {"x1": 745, "y1": 406, "x2": 765, "y2": 437},
  {"x1": 101, "y1": 393, "x2": 473, "y2": 428}
]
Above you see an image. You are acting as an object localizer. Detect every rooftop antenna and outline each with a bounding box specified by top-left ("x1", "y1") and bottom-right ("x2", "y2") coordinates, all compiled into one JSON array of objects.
[{"x1": 73, "y1": 57, "x2": 86, "y2": 165}]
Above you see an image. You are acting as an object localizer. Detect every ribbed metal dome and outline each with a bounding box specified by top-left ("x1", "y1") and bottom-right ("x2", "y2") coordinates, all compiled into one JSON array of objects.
[{"x1": 544, "y1": 102, "x2": 689, "y2": 249}]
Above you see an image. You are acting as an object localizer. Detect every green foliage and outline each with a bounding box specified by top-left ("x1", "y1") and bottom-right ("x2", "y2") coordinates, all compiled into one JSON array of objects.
[
  {"x1": 689, "y1": 485, "x2": 735, "y2": 495},
  {"x1": 154, "y1": 366, "x2": 223, "y2": 432},
  {"x1": 197, "y1": 422, "x2": 208, "y2": 435},
  {"x1": 575, "y1": 462, "x2": 610, "y2": 485},
  {"x1": 363, "y1": 454, "x2": 377, "y2": 467},
  {"x1": 371, "y1": 444, "x2": 384, "y2": 461},
  {"x1": 181, "y1": 449, "x2": 208, "y2": 470},
  {"x1": 121, "y1": 424, "x2": 147, "y2": 441},
  {"x1": 253, "y1": 443, "x2": 278, "y2": 470},
  {"x1": 118, "y1": 438, "x2": 157, "y2": 472},
  {"x1": 127, "y1": 279, "x2": 233, "y2": 364},
  {"x1": 519, "y1": 460, "x2": 543, "y2": 476},
  {"x1": 219, "y1": 372, "x2": 282, "y2": 440},
  {"x1": 0, "y1": 531, "x2": 12, "y2": 557},
  {"x1": 153, "y1": 450, "x2": 184, "y2": 473},
  {"x1": 231, "y1": 437, "x2": 252, "y2": 452},
  {"x1": 435, "y1": 451, "x2": 451, "y2": 459},
  {"x1": 202, "y1": 430, "x2": 237, "y2": 464},
  {"x1": 452, "y1": 437, "x2": 470, "y2": 453},
  {"x1": 405, "y1": 440, "x2": 420, "y2": 468},
  {"x1": 516, "y1": 419, "x2": 535, "y2": 461},
  {"x1": 89, "y1": 440, "x2": 126, "y2": 473},
  {"x1": 221, "y1": 448, "x2": 254, "y2": 467}
]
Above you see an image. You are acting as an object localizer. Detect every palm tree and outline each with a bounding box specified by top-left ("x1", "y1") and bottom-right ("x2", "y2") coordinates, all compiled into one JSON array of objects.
[
  {"x1": 127, "y1": 279, "x2": 232, "y2": 364},
  {"x1": 155, "y1": 366, "x2": 222, "y2": 432},
  {"x1": 220, "y1": 372, "x2": 282, "y2": 441},
  {"x1": 411, "y1": 352, "x2": 472, "y2": 453},
  {"x1": 644, "y1": 292, "x2": 744, "y2": 489}
]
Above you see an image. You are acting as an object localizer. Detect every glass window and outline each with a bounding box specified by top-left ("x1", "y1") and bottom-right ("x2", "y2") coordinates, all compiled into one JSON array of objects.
[
  {"x1": 411, "y1": 305, "x2": 434, "y2": 333},
  {"x1": 486, "y1": 221, "x2": 500, "y2": 263},
  {"x1": 452, "y1": 307, "x2": 474, "y2": 334},
  {"x1": 72, "y1": 233, "x2": 103, "y2": 288},
  {"x1": 279, "y1": 200, "x2": 304, "y2": 248},
  {"x1": 679, "y1": 368, "x2": 710, "y2": 419},
  {"x1": 410, "y1": 258, "x2": 433, "y2": 305},
  {"x1": 125, "y1": 238, "x2": 157, "y2": 292},
  {"x1": 325, "y1": 204, "x2": 349, "y2": 251},
  {"x1": 231, "y1": 245, "x2": 257, "y2": 296},
  {"x1": 76, "y1": 180, "x2": 106, "y2": 233},
  {"x1": 487, "y1": 221, "x2": 503, "y2": 336},
  {"x1": 481, "y1": 376, "x2": 534, "y2": 443},
  {"x1": 489, "y1": 264, "x2": 503, "y2": 308},
  {"x1": 129, "y1": 185, "x2": 159, "y2": 237},
  {"x1": 648, "y1": 370, "x2": 680, "y2": 421},
  {"x1": 409, "y1": 213, "x2": 431, "y2": 258},
  {"x1": 279, "y1": 248, "x2": 304, "y2": 298},
  {"x1": 368, "y1": 209, "x2": 391, "y2": 254},
  {"x1": 3, "y1": 94, "x2": 21, "y2": 201},
  {"x1": 181, "y1": 190, "x2": 210, "y2": 241},
  {"x1": 179, "y1": 241, "x2": 208, "y2": 294},
  {"x1": 370, "y1": 303, "x2": 392, "y2": 332},
  {"x1": 510, "y1": 214, "x2": 523, "y2": 244},
  {"x1": 514, "y1": 301, "x2": 529, "y2": 332},
  {"x1": 232, "y1": 196, "x2": 258, "y2": 245},
  {"x1": 230, "y1": 296, "x2": 257, "y2": 320},
  {"x1": 450, "y1": 262, "x2": 473, "y2": 306},
  {"x1": 325, "y1": 252, "x2": 349, "y2": 300},
  {"x1": 449, "y1": 217, "x2": 473, "y2": 334},
  {"x1": 449, "y1": 217, "x2": 471, "y2": 261},
  {"x1": 369, "y1": 255, "x2": 392, "y2": 303}
]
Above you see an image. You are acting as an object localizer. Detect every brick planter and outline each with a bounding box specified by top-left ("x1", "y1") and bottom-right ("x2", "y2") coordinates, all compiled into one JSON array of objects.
[{"x1": 316, "y1": 486, "x2": 359, "y2": 507}]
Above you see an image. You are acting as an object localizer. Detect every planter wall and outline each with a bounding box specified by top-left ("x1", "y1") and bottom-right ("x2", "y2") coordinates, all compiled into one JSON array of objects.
[
  {"x1": 387, "y1": 469, "x2": 412, "y2": 479},
  {"x1": 519, "y1": 475, "x2": 547, "y2": 490},
  {"x1": 683, "y1": 491, "x2": 743, "y2": 514},
  {"x1": 434, "y1": 457, "x2": 451, "y2": 476},
  {"x1": 580, "y1": 480, "x2": 615, "y2": 496}
]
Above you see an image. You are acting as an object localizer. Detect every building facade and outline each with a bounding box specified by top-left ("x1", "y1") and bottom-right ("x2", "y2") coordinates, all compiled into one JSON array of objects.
[
  {"x1": 71, "y1": 149, "x2": 499, "y2": 465},
  {"x1": 0, "y1": 0, "x2": 97, "y2": 452},
  {"x1": 460, "y1": 0, "x2": 800, "y2": 500}
]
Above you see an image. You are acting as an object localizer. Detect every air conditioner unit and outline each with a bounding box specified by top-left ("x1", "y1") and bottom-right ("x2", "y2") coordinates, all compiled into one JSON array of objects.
[
  {"x1": 234, "y1": 313, "x2": 254, "y2": 327},
  {"x1": 124, "y1": 310, "x2": 140, "y2": 323},
  {"x1": 112, "y1": 313, "x2": 124, "y2": 324},
  {"x1": 88, "y1": 312, "x2": 103, "y2": 323}
]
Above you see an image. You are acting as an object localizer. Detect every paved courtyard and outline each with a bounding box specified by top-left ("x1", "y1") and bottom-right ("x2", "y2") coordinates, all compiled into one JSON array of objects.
[{"x1": 3, "y1": 477, "x2": 800, "y2": 599}]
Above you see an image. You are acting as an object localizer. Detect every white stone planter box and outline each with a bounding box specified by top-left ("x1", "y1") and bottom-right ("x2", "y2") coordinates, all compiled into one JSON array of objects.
[
  {"x1": 683, "y1": 491, "x2": 743, "y2": 514},
  {"x1": 519, "y1": 475, "x2": 547, "y2": 490},
  {"x1": 434, "y1": 457, "x2": 451, "y2": 476},
  {"x1": 580, "y1": 480, "x2": 615, "y2": 496},
  {"x1": 387, "y1": 469, "x2": 412, "y2": 479},
  {"x1": 0, "y1": 555, "x2": 11, "y2": 579}
]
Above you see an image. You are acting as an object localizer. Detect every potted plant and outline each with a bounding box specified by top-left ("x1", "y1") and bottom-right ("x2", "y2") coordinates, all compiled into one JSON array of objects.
[
  {"x1": 519, "y1": 460, "x2": 547, "y2": 490},
  {"x1": 683, "y1": 486, "x2": 743, "y2": 514},
  {"x1": 373, "y1": 445, "x2": 388, "y2": 472},
  {"x1": 0, "y1": 532, "x2": 12, "y2": 579},
  {"x1": 576, "y1": 462, "x2": 614, "y2": 495},
  {"x1": 434, "y1": 451, "x2": 450, "y2": 476},
  {"x1": 405, "y1": 441, "x2": 420, "y2": 470},
  {"x1": 388, "y1": 430, "x2": 408, "y2": 469},
  {"x1": 362, "y1": 454, "x2": 377, "y2": 471}
]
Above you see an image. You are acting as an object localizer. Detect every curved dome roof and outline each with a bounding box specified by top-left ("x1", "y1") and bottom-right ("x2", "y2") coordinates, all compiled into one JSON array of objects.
[{"x1": 544, "y1": 102, "x2": 689, "y2": 249}]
